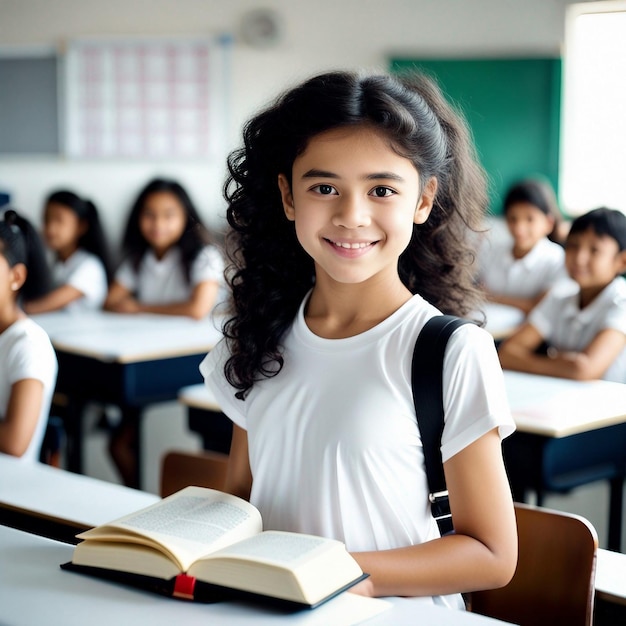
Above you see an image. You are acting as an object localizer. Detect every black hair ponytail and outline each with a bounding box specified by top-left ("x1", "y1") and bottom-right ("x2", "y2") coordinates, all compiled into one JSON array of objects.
[{"x1": 0, "y1": 209, "x2": 52, "y2": 301}]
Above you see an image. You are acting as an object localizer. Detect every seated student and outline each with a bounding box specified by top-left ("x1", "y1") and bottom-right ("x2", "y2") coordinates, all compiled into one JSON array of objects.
[
  {"x1": 478, "y1": 179, "x2": 567, "y2": 315},
  {"x1": 104, "y1": 178, "x2": 226, "y2": 487},
  {"x1": 499, "y1": 207, "x2": 626, "y2": 382},
  {"x1": 24, "y1": 190, "x2": 112, "y2": 314},
  {"x1": 0, "y1": 211, "x2": 58, "y2": 460},
  {"x1": 104, "y1": 178, "x2": 226, "y2": 321}
]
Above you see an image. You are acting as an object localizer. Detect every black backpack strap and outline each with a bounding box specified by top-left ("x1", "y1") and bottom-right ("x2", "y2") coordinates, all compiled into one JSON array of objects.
[{"x1": 411, "y1": 315, "x2": 472, "y2": 535}]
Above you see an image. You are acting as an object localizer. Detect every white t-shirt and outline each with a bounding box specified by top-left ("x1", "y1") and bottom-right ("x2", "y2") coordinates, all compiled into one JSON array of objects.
[
  {"x1": 479, "y1": 236, "x2": 567, "y2": 299},
  {"x1": 528, "y1": 277, "x2": 626, "y2": 382},
  {"x1": 0, "y1": 318, "x2": 58, "y2": 461},
  {"x1": 52, "y1": 249, "x2": 108, "y2": 311},
  {"x1": 201, "y1": 294, "x2": 514, "y2": 609},
  {"x1": 115, "y1": 245, "x2": 225, "y2": 310}
]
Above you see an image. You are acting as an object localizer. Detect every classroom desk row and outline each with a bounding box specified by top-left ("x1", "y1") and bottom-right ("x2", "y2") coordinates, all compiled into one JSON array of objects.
[
  {"x1": 32, "y1": 310, "x2": 224, "y2": 487},
  {"x1": 0, "y1": 455, "x2": 510, "y2": 626},
  {"x1": 2, "y1": 454, "x2": 625, "y2": 624},
  {"x1": 179, "y1": 369, "x2": 626, "y2": 553}
]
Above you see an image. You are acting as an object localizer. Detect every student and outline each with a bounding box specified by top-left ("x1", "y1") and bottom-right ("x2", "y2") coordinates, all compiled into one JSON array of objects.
[
  {"x1": 104, "y1": 178, "x2": 225, "y2": 487},
  {"x1": 0, "y1": 210, "x2": 57, "y2": 460},
  {"x1": 499, "y1": 207, "x2": 626, "y2": 381},
  {"x1": 200, "y1": 71, "x2": 517, "y2": 607},
  {"x1": 104, "y1": 178, "x2": 225, "y2": 321},
  {"x1": 23, "y1": 190, "x2": 111, "y2": 314},
  {"x1": 478, "y1": 178, "x2": 567, "y2": 315}
]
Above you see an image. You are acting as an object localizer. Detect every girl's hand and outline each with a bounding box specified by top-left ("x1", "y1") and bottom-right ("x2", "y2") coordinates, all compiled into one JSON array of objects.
[
  {"x1": 347, "y1": 574, "x2": 375, "y2": 597},
  {"x1": 109, "y1": 297, "x2": 141, "y2": 314}
]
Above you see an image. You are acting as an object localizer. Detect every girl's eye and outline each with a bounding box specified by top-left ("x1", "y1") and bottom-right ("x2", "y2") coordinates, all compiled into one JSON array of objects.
[
  {"x1": 370, "y1": 186, "x2": 395, "y2": 198},
  {"x1": 312, "y1": 184, "x2": 337, "y2": 195}
]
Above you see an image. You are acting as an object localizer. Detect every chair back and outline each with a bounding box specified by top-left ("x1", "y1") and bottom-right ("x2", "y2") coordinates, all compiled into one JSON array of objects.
[
  {"x1": 160, "y1": 449, "x2": 230, "y2": 497},
  {"x1": 470, "y1": 502, "x2": 598, "y2": 626}
]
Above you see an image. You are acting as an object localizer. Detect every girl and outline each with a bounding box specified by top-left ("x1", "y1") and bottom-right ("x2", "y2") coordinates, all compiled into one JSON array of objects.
[
  {"x1": 24, "y1": 190, "x2": 112, "y2": 314},
  {"x1": 478, "y1": 178, "x2": 567, "y2": 315},
  {"x1": 105, "y1": 178, "x2": 225, "y2": 487},
  {"x1": 499, "y1": 207, "x2": 626, "y2": 381},
  {"x1": 104, "y1": 178, "x2": 225, "y2": 321},
  {"x1": 0, "y1": 210, "x2": 58, "y2": 460},
  {"x1": 200, "y1": 71, "x2": 517, "y2": 608}
]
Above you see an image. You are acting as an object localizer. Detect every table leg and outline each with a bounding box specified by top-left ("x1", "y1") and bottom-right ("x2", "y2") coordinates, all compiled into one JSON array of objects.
[
  {"x1": 62, "y1": 399, "x2": 86, "y2": 474},
  {"x1": 109, "y1": 407, "x2": 143, "y2": 490},
  {"x1": 608, "y1": 477, "x2": 624, "y2": 552}
]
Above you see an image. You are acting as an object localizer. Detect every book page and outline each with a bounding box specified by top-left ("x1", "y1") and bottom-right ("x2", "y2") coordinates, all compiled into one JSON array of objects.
[
  {"x1": 210, "y1": 531, "x2": 329, "y2": 564},
  {"x1": 77, "y1": 487, "x2": 262, "y2": 572},
  {"x1": 189, "y1": 531, "x2": 364, "y2": 605}
]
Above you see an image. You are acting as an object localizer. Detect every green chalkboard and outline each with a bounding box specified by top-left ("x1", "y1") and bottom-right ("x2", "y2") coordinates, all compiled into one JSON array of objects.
[{"x1": 390, "y1": 58, "x2": 562, "y2": 215}]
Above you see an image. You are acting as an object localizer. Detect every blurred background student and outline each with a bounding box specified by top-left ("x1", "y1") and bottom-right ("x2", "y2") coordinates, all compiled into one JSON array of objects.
[
  {"x1": 104, "y1": 177, "x2": 226, "y2": 321},
  {"x1": 478, "y1": 178, "x2": 567, "y2": 315},
  {"x1": 104, "y1": 177, "x2": 226, "y2": 487},
  {"x1": 499, "y1": 207, "x2": 626, "y2": 382},
  {"x1": 0, "y1": 210, "x2": 57, "y2": 460},
  {"x1": 24, "y1": 190, "x2": 112, "y2": 314}
]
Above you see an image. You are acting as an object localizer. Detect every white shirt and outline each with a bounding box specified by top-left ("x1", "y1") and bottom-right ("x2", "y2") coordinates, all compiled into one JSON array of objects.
[
  {"x1": 52, "y1": 249, "x2": 108, "y2": 311},
  {"x1": 201, "y1": 294, "x2": 514, "y2": 609},
  {"x1": 529, "y1": 277, "x2": 626, "y2": 382},
  {"x1": 115, "y1": 245, "x2": 226, "y2": 309},
  {"x1": 480, "y1": 237, "x2": 567, "y2": 299},
  {"x1": 0, "y1": 319, "x2": 58, "y2": 461}
]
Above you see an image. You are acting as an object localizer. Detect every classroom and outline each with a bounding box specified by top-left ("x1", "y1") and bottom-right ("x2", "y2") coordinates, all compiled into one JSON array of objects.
[{"x1": 1, "y1": 1, "x2": 625, "y2": 624}]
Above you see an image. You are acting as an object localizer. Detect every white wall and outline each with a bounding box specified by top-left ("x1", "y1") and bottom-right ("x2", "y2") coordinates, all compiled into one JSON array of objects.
[{"x1": 0, "y1": 0, "x2": 583, "y2": 251}]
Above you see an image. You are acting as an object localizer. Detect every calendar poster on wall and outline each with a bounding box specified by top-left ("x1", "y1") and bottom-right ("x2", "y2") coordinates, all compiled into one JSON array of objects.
[{"x1": 65, "y1": 38, "x2": 222, "y2": 159}]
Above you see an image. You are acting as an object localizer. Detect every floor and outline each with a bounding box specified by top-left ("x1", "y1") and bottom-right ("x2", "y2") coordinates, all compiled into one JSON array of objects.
[{"x1": 77, "y1": 401, "x2": 625, "y2": 552}]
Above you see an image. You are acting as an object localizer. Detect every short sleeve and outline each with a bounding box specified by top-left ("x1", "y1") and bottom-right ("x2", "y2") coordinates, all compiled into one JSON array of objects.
[
  {"x1": 527, "y1": 287, "x2": 562, "y2": 338},
  {"x1": 199, "y1": 339, "x2": 247, "y2": 429},
  {"x1": 7, "y1": 325, "x2": 57, "y2": 388},
  {"x1": 440, "y1": 324, "x2": 515, "y2": 463},
  {"x1": 603, "y1": 299, "x2": 626, "y2": 335},
  {"x1": 66, "y1": 255, "x2": 108, "y2": 304},
  {"x1": 190, "y1": 246, "x2": 225, "y2": 287},
  {"x1": 114, "y1": 259, "x2": 138, "y2": 292}
]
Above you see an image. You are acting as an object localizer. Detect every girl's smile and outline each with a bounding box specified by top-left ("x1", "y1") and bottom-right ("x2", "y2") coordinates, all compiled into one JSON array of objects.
[
  {"x1": 324, "y1": 238, "x2": 377, "y2": 257},
  {"x1": 278, "y1": 125, "x2": 435, "y2": 290}
]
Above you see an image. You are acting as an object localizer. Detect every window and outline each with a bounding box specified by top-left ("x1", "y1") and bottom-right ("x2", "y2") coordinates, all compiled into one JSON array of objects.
[{"x1": 560, "y1": 1, "x2": 626, "y2": 215}]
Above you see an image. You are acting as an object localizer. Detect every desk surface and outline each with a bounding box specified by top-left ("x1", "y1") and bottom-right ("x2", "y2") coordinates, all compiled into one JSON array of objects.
[
  {"x1": 481, "y1": 302, "x2": 525, "y2": 340},
  {"x1": 0, "y1": 453, "x2": 159, "y2": 528},
  {"x1": 32, "y1": 310, "x2": 223, "y2": 363},
  {"x1": 596, "y1": 548, "x2": 626, "y2": 606},
  {"x1": 0, "y1": 525, "x2": 509, "y2": 626},
  {"x1": 504, "y1": 371, "x2": 626, "y2": 438},
  {"x1": 178, "y1": 383, "x2": 222, "y2": 411}
]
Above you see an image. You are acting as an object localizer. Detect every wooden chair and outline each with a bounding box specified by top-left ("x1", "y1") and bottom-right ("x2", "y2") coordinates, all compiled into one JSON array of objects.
[
  {"x1": 469, "y1": 502, "x2": 598, "y2": 626},
  {"x1": 160, "y1": 449, "x2": 230, "y2": 497}
]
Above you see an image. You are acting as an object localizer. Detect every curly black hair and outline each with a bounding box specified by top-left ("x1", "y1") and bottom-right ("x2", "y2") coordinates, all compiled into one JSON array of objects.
[{"x1": 223, "y1": 70, "x2": 488, "y2": 399}]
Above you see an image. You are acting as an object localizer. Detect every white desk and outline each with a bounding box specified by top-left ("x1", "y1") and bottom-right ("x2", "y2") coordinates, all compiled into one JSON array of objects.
[
  {"x1": 32, "y1": 310, "x2": 223, "y2": 363},
  {"x1": 596, "y1": 548, "x2": 626, "y2": 607},
  {"x1": 504, "y1": 370, "x2": 626, "y2": 437},
  {"x1": 178, "y1": 383, "x2": 222, "y2": 411},
  {"x1": 31, "y1": 311, "x2": 223, "y2": 484},
  {"x1": 0, "y1": 453, "x2": 158, "y2": 527},
  {"x1": 0, "y1": 526, "x2": 510, "y2": 626},
  {"x1": 503, "y1": 371, "x2": 626, "y2": 552},
  {"x1": 481, "y1": 302, "x2": 525, "y2": 341}
]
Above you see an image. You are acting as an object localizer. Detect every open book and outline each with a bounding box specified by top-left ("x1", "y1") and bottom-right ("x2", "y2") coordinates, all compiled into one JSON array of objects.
[{"x1": 61, "y1": 486, "x2": 367, "y2": 610}]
